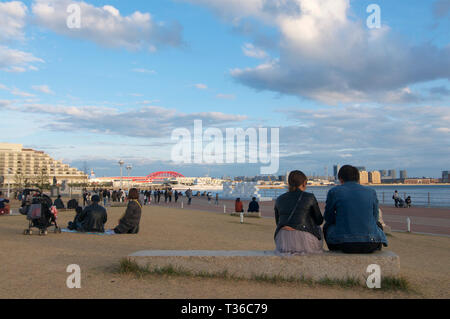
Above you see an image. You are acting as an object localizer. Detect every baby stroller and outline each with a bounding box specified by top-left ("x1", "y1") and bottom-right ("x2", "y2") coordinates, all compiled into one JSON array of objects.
[{"x1": 20, "y1": 189, "x2": 62, "y2": 236}]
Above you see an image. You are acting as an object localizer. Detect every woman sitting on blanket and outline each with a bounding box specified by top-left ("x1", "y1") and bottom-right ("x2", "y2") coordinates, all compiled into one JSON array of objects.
[{"x1": 113, "y1": 188, "x2": 142, "y2": 234}]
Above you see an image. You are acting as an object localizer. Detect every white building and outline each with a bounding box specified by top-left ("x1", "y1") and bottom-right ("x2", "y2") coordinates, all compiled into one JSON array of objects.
[{"x1": 0, "y1": 143, "x2": 88, "y2": 186}]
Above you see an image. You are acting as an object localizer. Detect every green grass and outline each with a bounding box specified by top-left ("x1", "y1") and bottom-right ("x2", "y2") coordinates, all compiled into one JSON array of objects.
[{"x1": 118, "y1": 258, "x2": 411, "y2": 292}]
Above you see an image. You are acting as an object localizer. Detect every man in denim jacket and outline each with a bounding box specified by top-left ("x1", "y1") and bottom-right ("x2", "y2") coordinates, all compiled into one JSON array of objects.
[{"x1": 324, "y1": 165, "x2": 388, "y2": 254}]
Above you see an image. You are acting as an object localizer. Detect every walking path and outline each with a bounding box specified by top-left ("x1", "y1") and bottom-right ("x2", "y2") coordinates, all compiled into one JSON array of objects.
[{"x1": 150, "y1": 197, "x2": 450, "y2": 236}]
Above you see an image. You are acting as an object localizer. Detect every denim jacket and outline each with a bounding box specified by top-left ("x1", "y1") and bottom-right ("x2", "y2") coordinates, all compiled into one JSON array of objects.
[{"x1": 324, "y1": 182, "x2": 388, "y2": 246}]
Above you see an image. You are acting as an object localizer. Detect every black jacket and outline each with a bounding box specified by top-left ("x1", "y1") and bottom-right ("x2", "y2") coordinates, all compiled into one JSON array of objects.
[
  {"x1": 53, "y1": 198, "x2": 65, "y2": 209},
  {"x1": 248, "y1": 200, "x2": 260, "y2": 212},
  {"x1": 79, "y1": 203, "x2": 108, "y2": 232},
  {"x1": 274, "y1": 190, "x2": 324, "y2": 240},
  {"x1": 114, "y1": 200, "x2": 142, "y2": 234}
]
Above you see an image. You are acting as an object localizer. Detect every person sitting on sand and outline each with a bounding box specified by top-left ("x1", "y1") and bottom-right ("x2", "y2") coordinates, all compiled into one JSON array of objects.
[
  {"x1": 53, "y1": 195, "x2": 65, "y2": 209},
  {"x1": 248, "y1": 197, "x2": 260, "y2": 213},
  {"x1": 274, "y1": 171, "x2": 324, "y2": 255},
  {"x1": 235, "y1": 198, "x2": 244, "y2": 213},
  {"x1": 113, "y1": 188, "x2": 142, "y2": 234},
  {"x1": 323, "y1": 165, "x2": 388, "y2": 254},
  {"x1": 67, "y1": 206, "x2": 83, "y2": 230},
  {"x1": 0, "y1": 191, "x2": 10, "y2": 215},
  {"x1": 78, "y1": 195, "x2": 108, "y2": 233}
]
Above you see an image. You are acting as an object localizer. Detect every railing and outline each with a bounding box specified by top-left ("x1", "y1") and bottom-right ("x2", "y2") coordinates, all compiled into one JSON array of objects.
[{"x1": 257, "y1": 188, "x2": 450, "y2": 208}]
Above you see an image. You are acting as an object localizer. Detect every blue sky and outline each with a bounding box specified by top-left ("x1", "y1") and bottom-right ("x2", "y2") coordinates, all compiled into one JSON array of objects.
[{"x1": 0, "y1": 0, "x2": 449, "y2": 178}]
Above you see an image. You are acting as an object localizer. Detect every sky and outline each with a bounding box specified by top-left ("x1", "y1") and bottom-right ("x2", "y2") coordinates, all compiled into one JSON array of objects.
[{"x1": 0, "y1": 0, "x2": 449, "y2": 178}]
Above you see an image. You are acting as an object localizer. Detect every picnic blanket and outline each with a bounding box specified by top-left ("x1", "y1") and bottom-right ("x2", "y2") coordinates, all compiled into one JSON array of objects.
[{"x1": 61, "y1": 228, "x2": 117, "y2": 236}]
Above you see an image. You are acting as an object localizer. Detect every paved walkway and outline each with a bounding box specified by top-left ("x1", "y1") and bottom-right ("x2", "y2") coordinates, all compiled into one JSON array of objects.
[{"x1": 147, "y1": 197, "x2": 450, "y2": 236}]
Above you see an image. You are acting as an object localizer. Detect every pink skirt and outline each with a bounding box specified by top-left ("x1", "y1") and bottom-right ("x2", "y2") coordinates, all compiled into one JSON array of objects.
[{"x1": 275, "y1": 229, "x2": 323, "y2": 255}]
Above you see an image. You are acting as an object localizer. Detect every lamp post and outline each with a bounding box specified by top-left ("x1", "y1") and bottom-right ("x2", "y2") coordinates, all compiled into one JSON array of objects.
[
  {"x1": 118, "y1": 160, "x2": 124, "y2": 189},
  {"x1": 126, "y1": 164, "x2": 132, "y2": 189}
]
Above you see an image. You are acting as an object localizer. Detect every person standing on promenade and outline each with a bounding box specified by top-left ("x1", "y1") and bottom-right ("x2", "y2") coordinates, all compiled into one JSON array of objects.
[
  {"x1": 174, "y1": 190, "x2": 179, "y2": 203},
  {"x1": 235, "y1": 198, "x2": 244, "y2": 213},
  {"x1": 393, "y1": 190, "x2": 400, "y2": 208},
  {"x1": 186, "y1": 188, "x2": 192, "y2": 205},
  {"x1": 324, "y1": 165, "x2": 388, "y2": 254},
  {"x1": 215, "y1": 193, "x2": 219, "y2": 206}
]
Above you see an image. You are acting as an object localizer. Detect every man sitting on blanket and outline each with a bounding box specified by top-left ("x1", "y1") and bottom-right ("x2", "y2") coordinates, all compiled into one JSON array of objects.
[{"x1": 77, "y1": 195, "x2": 108, "y2": 233}]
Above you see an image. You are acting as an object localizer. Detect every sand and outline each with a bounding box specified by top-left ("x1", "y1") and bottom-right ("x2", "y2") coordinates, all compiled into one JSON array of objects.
[{"x1": 0, "y1": 204, "x2": 449, "y2": 299}]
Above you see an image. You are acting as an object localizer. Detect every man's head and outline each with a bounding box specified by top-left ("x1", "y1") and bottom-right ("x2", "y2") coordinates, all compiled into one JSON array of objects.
[
  {"x1": 338, "y1": 165, "x2": 360, "y2": 184},
  {"x1": 252, "y1": 197, "x2": 256, "y2": 201},
  {"x1": 91, "y1": 195, "x2": 100, "y2": 203}
]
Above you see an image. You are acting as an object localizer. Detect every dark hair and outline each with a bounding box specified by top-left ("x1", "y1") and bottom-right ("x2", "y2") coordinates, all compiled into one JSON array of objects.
[
  {"x1": 236, "y1": 198, "x2": 240, "y2": 202},
  {"x1": 75, "y1": 206, "x2": 83, "y2": 214},
  {"x1": 338, "y1": 165, "x2": 360, "y2": 182},
  {"x1": 128, "y1": 188, "x2": 139, "y2": 200},
  {"x1": 91, "y1": 195, "x2": 100, "y2": 202},
  {"x1": 288, "y1": 170, "x2": 307, "y2": 192},
  {"x1": 252, "y1": 197, "x2": 256, "y2": 201},
  {"x1": 0, "y1": 191, "x2": 2, "y2": 196}
]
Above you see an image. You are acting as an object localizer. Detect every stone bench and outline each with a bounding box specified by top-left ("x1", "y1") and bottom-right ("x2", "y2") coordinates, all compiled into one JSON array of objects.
[{"x1": 127, "y1": 250, "x2": 400, "y2": 283}]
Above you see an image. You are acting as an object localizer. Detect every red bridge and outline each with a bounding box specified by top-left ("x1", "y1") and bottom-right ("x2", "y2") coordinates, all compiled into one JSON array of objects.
[{"x1": 144, "y1": 171, "x2": 185, "y2": 182}]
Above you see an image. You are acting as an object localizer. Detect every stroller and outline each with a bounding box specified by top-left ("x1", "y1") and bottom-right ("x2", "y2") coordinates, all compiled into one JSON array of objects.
[{"x1": 20, "y1": 189, "x2": 62, "y2": 236}]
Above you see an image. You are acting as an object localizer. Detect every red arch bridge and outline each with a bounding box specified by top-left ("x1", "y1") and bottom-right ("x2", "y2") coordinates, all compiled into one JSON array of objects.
[{"x1": 129, "y1": 171, "x2": 185, "y2": 183}]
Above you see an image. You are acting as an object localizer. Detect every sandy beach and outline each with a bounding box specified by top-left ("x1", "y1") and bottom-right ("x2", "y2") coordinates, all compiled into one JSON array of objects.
[{"x1": 0, "y1": 203, "x2": 449, "y2": 299}]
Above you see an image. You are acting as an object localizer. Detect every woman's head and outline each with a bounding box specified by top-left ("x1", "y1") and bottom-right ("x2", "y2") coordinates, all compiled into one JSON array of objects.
[
  {"x1": 288, "y1": 170, "x2": 308, "y2": 192},
  {"x1": 128, "y1": 188, "x2": 139, "y2": 200}
]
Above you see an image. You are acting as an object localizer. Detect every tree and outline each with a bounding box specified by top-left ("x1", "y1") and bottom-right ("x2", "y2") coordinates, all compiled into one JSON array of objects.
[{"x1": 34, "y1": 168, "x2": 51, "y2": 191}]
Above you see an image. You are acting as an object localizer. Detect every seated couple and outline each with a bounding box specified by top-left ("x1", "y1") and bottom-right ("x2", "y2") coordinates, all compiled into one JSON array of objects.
[
  {"x1": 68, "y1": 188, "x2": 142, "y2": 234},
  {"x1": 275, "y1": 166, "x2": 387, "y2": 255}
]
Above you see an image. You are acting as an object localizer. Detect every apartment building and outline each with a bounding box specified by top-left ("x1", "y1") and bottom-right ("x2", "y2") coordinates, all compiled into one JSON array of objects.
[{"x1": 0, "y1": 143, "x2": 88, "y2": 186}]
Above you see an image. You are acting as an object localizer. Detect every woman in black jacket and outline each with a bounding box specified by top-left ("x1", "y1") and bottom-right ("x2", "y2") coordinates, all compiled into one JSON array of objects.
[
  {"x1": 114, "y1": 188, "x2": 142, "y2": 234},
  {"x1": 274, "y1": 171, "x2": 324, "y2": 255}
]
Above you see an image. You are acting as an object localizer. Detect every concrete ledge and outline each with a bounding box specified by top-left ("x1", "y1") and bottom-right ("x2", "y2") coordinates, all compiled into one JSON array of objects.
[
  {"x1": 230, "y1": 212, "x2": 261, "y2": 218},
  {"x1": 128, "y1": 250, "x2": 400, "y2": 283}
]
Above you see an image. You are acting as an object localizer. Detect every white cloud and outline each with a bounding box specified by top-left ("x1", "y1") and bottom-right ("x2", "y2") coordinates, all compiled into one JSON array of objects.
[
  {"x1": 4, "y1": 102, "x2": 248, "y2": 138},
  {"x1": 216, "y1": 93, "x2": 236, "y2": 100},
  {"x1": 11, "y1": 88, "x2": 35, "y2": 97},
  {"x1": 132, "y1": 68, "x2": 156, "y2": 74},
  {"x1": 32, "y1": 0, "x2": 183, "y2": 51},
  {"x1": 194, "y1": 83, "x2": 208, "y2": 90},
  {"x1": 187, "y1": 0, "x2": 450, "y2": 105},
  {"x1": 0, "y1": 1, "x2": 28, "y2": 42},
  {"x1": 0, "y1": 45, "x2": 44, "y2": 72},
  {"x1": 242, "y1": 43, "x2": 268, "y2": 59},
  {"x1": 32, "y1": 85, "x2": 54, "y2": 94}
]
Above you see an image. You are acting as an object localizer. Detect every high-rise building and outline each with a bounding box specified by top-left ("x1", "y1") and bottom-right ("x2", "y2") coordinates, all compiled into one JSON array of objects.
[
  {"x1": 359, "y1": 171, "x2": 369, "y2": 184},
  {"x1": 379, "y1": 170, "x2": 387, "y2": 177},
  {"x1": 333, "y1": 165, "x2": 340, "y2": 180},
  {"x1": 0, "y1": 143, "x2": 88, "y2": 186},
  {"x1": 369, "y1": 171, "x2": 381, "y2": 184},
  {"x1": 443, "y1": 171, "x2": 449, "y2": 183},
  {"x1": 400, "y1": 170, "x2": 408, "y2": 180},
  {"x1": 388, "y1": 169, "x2": 397, "y2": 179}
]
